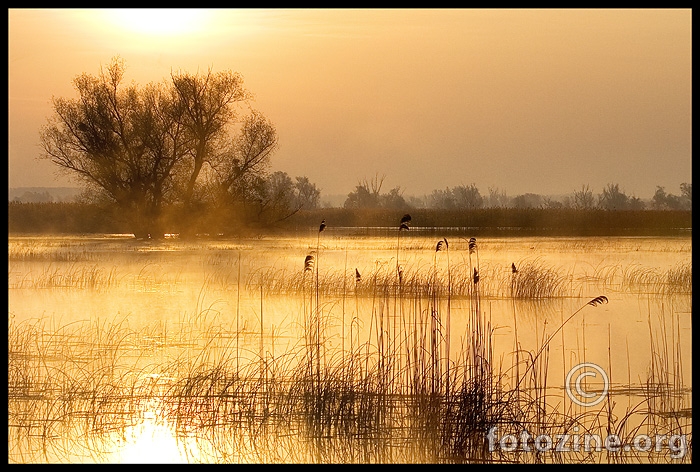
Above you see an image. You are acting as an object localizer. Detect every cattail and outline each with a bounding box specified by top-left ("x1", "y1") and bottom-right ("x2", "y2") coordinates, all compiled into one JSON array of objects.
[
  {"x1": 400, "y1": 213, "x2": 412, "y2": 225},
  {"x1": 512, "y1": 262, "x2": 518, "y2": 274},
  {"x1": 473, "y1": 267, "x2": 480, "y2": 284},
  {"x1": 588, "y1": 295, "x2": 609, "y2": 306},
  {"x1": 319, "y1": 219, "x2": 326, "y2": 233},
  {"x1": 399, "y1": 223, "x2": 410, "y2": 231},
  {"x1": 355, "y1": 268, "x2": 361, "y2": 283},
  {"x1": 469, "y1": 237, "x2": 477, "y2": 254},
  {"x1": 304, "y1": 254, "x2": 314, "y2": 272}
]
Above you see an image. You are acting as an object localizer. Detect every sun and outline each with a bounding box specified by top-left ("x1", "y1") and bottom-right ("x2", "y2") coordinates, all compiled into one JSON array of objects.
[{"x1": 102, "y1": 8, "x2": 211, "y2": 37}]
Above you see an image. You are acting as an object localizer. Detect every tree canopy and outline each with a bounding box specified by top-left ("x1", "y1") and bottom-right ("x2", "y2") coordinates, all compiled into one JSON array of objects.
[{"x1": 39, "y1": 57, "x2": 316, "y2": 238}]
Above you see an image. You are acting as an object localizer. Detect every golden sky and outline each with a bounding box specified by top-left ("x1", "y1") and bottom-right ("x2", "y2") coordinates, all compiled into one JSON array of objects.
[{"x1": 8, "y1": 8, "x2": 692, "y2": 199}]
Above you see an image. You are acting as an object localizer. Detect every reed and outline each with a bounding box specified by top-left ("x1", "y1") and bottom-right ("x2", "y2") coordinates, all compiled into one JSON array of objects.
[
  {"x1": 591, "y1": 261, "x2": 692, "y2": 296},
  {"x1": 9, "y1": 294, "x2": 691, "y2": 464},
  {"x1": 508, "y1": 258, "x2": 568, "y2": 299},
  {"x1": 9, "y1": 263, "x2": 120, "y2": 290},
  {"x1": 8, "y1": 232, "x2": 691, "y2": 464}
]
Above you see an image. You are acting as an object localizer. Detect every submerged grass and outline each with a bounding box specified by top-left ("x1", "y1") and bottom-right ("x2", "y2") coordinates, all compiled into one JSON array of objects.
[
  {"x1": 592, "y1": 261, "x2": 692, "y2": 296},
  {"x1": 7, "y1": 234, "x2": 692, "y2": 464},
  {"x1": 508, "y1": 258, "x2": 569, "y2": 299},
  {"x1": 8, "y1": 291, "x2": 691, "y2": 463},
  {"x1": 8, "y1": 264, "x2": 120, "y2": 290},
  {"x1": 8, "y1": 298, "x2": 691, "y2": 463}
]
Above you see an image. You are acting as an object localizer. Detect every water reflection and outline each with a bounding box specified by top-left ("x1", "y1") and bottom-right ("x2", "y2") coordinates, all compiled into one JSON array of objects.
[
  {"x1": 114, "y1": 389, "x2": 187, "y2": 464},
  {"x1": 8, "y1": 235, "x2": 692, "y2": 463}
]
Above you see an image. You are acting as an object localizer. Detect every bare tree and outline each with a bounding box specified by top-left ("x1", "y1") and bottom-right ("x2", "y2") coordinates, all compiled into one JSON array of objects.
[
  {"x1": 543, "y1": 196, "x2": 564, "y2": 209},
  {"x1": 680, "y1": 183, "x2": 692, "y2": 201},
  {"x1": 294, "y1": 176, "x2": 321, "y2": 210},
  {"x1": 381, "y1": 186, "x2": 408, "y2": 209},
  {"x1": 238, "y1": 171, "x2": 321, "y2": 224},
  {"x1": 211, "y1": 110, "x2": 278, "y2": 203},
  {"x1": 452, "y1": 184, "x2": 483, "y2": 210},
  {"x1": 361, "y1": 173, "x2": 385, "y2": 201},
  {"x1": 257, "y1": 171, "x2": 295, "y2": 221},
  {"x1": 170, "y1": 68, "x2": 251, "y2": 208},
  {"x1": 429, "y1": 188, "x2": 455, "y2": 209},
  {"x1": 572, "y1": 184, "x2": 595, "y2": 210},
  {"x1": 652, "y1": 186, "x2": 669, "y2": 210},
  {"x1": 40, "y1": 57, "x2": 182, "y2": 238},
  {"x1": 598, "y1": 183, "x2": 629, "y2": 210},
  {"x1": 653, "y1": 184, "x2": 690, "y2": 210},
  {"x1": 344, "y1": 174, "x2": 385, "y2": 209},
  {"x1": 487, "y1": 186, "x2": 509, "y2": 208},
  {"x1": 39, "y1": 57, "x2": 279, "y2": 238}
]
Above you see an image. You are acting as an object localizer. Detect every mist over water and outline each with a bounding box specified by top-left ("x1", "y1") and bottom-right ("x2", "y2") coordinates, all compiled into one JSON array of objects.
[{"x1": 8, "y1": 233, "x2": 692, "y2": 463}]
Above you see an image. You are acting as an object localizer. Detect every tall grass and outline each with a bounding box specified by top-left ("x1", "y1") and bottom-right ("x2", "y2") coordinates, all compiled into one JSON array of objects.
[
  {"x1": 10, "y1": 289, "x2": 689, "y2": 463},
  {"x1": 248, "y1": 259, "x2": 572, "y2": 301},
  {"x1": 592, "y1": 261, "x2": 692, "y2": 296},
  {"x1": 508, "y1": 258, "x2": 568, "y2": 299},
  {"x1": 8, "y1": 264, "x2": 120, "y2": 290},
  {"x1": 8, "y1": 233, "x2": 692, "y2": 464},
  {"x1": 9, "y1": 303, "x2": 690, "y2": 463}
]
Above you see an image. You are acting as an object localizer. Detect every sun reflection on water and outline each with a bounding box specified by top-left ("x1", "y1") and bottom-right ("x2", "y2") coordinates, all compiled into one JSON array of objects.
[
  {"x1": 8, "y1": 235, "x2": 692, "y2": 464},
  {"x1": 112, "y1": 374, "x2": 191, "y2": 464},
  {"x1": 117, "y1": 417, "x2": 187, "y2": 464}
]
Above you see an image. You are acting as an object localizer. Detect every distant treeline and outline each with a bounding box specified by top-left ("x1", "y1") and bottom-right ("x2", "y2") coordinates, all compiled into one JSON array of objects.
[
  {"x1": 8, "y1": 202, "x2": 691, "y2": 237},
  {"x1": 344, "y1": 178, "x2": 692, "y2": 212},
  {"x1": 33, "y1": 57, "x2": 691, "y2": 239}
]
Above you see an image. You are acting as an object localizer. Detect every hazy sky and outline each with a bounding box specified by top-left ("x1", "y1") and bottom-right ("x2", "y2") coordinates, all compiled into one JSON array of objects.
[{"x1": 8, "y1": 8, "x2": 692, "y2": 199}]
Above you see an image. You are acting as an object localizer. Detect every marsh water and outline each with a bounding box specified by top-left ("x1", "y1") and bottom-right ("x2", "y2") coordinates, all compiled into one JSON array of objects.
[{"x1": 8, "y1": 231, "x2": 692, "y2": 463}]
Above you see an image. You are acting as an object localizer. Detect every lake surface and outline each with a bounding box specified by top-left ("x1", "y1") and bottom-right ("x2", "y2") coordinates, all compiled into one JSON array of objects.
[{"x1": 8, "y1": 233, "x2": 692, "y2": 463}]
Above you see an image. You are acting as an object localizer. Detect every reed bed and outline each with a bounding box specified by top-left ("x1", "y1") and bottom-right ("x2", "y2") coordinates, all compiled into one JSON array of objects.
[
  {"x1": 510, "y1": 259, "x2": 570, "y2": 299},
  {"x1": 8, "y1": 240, "x2": 101, "y2": 263},
  {"x1": 8, "y1": 264, "x2": 120, "y2": 290},
  {"x1": 8, "y1": 234, "x2": 692, "y2": 464},
  {"x1": 247, "y1": 259, "x2": 572, "y2": 301},
  {"x1": 592, "y1": 262, "x2": 692, "y2": 296},
  {"x1": 9, "y1": 287, "x2": 691, "y2": 463},
  {"x1": 8, "y1": 262, "x2": 189, "y2": 293},
  {"x1": 9, "y1": 301, "x2": 690, "y2": 463}
]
